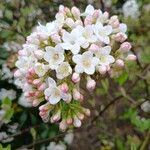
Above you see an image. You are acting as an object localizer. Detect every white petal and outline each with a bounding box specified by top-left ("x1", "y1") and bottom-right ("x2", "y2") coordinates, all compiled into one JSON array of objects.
[
  {"x1": 107, "y1": 55, "x2": 115, "y2": 64},
  {"x1": 102, "y1": 36, "x2": 110, "y2": 44},
  {"x1": 101, "y1": 46, "x2": 111, "y2": 55},
  {"x1": 71, "y1": 44, "x2": 80, "y2": 54},
  {"x1": 119, "y1": 23, "x2": 127, "y2": 33},
  {"x1": 62, "y1": 32, "x2": 72, "y2": 42},
  {"x1": 44, "y1": 88, "x2": 52, "y2": 97},
  {"x1": 47, "y1": 77, "x2": 56, "y2": 87},
  {"x1": 84, "y1": 65, "x2": 95, "y2": 75},
  {"x1": 75, "y1": 65, "x2": 83, "y2": 73},
  {"x1": 61, "y1": 43, "x2": 72, "y2": 50},
  {"x1": 92, "y1": 57, "x2": 100, "y2": 66},
  {"x1": 49, "y1": 96, "x2": 60, "y2": 105},
  {"x1": 103, "y1": 25, "x2": 112, "y2": 35},
  {"x1": 72, "y1": 54, "x2": 82, "y2": 63}
]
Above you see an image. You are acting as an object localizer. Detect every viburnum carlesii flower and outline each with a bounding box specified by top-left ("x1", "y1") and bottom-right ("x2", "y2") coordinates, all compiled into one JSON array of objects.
[
  {"x1": 73, "y1": 51, "x2": 99, "y2": 75},
  {"x1": 61, "y1": 27, "x2": 84, "y2": 54},
  {"x1": 44, "y1": 45, "x2": 64, "y2": 70},
  {"x1": 95, "y1": 46, "x2": 115, "y2": 66},
  {"x1": 56, "y1": 62, "x2": 72, "y2": 79},
  {"x1": 44, "y1": 77, "x2": 62, "y2": 104},
  {"x1": 14, "y1": 4, "x2": 136, "y2": 131},
  {"x1": 93, "y1": 22, "x2": 112, "y2": 44}
]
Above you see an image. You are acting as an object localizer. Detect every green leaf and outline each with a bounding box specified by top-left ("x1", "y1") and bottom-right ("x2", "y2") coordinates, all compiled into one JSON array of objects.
[
  {"x1": 2, "y1": 97, "x2": 12, "y2": 107},
  {"x1": 116, "y1": 72, "x2": 128, "y2": 85},
  {"x1": 30, "y1": 127, "x2": 37, "y2": 141},
  {"x1": 116, "y1": 139, "x2": 127, "y2": 150}
]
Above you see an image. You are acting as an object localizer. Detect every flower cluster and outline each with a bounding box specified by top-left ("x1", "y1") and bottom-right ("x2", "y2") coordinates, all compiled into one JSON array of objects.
[{"x1": 14, "y1": 5, "x2": 136, "y2": 131}]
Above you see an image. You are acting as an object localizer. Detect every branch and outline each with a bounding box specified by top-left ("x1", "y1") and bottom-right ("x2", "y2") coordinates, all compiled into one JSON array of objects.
[{"x1": 140, "y1": 130, "x2": 150, "y2": 150}]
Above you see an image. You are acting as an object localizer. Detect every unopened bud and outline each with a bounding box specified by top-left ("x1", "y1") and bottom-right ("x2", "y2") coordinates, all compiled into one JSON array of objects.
[{"x1": 72, "y1": 72, "x2": 80, "y2": 83}]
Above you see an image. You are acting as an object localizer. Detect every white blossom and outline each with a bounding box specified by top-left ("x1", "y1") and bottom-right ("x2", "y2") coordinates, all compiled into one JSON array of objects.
[
  {"x1": 44, "y1": 45, "x2": 64, "y2": 70},
  {"x1": 0, "y1": 88, "x2": 16, "y2": 100},
  {"x1": 56, "y1": 62, "x2": 72, "y2": 79},
  {"x1": 73, "y1": 51, "x2": 99, "y2": 75},
  {"x1": 93, "y1": 22, "x2": 112, "y2": 44},
  {"x1": 44, "y1": 77, "x2": 62, "y2": 104},
  {"x1": 95, "y1": 46, "x2": 115, "y2": 66}
]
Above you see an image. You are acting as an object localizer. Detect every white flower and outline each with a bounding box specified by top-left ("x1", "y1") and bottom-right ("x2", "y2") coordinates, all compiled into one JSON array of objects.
[
  {"x1": 64, "y1": 132, "x2": 74, "y2": 145},
  {"x1": 18, "y1": 94, "x2": 32, "y2": 107},
  {"x1": 44, "y1": 77, "x2": 62, "y2": 104},
  {"x1": 56, "y1": 62, "x2": 72, "y2": 79},
  {"x1": 55, "y1": 13, "x2": 65, "y2": 28},
  {"x1": 141, "y1": 101, "x2": 150, "y2": 112},
  {"x1": 61, "y1": 28, "x2": 84, "y2": 54},
  {"x1": 73, "y1": 51, "x2": 99, "y2": 75},
  {"x1": 16, "y1": 56, "x2": 37, "y2": 74},
  {"x1": 122, "y1": 0, "x2": 140, "y2": 19},
  {"x1": 95, "y1": 46, "x2": 115, "y2": 66},
  {"x1": 0, "y1": 88, "x2": 16, "y2": 100},
  {"x1": 37, "y1": 22, "x2": 58, "y2": 36},
  {"x1": 81, "y1": 5, "x2": 95, "y2": 16},
  {"x1": 93, "y1": 22, "x2": 112, "y2": 44},
  {"x1": 44, "y1": 45, "x2": 64, "y2": 70},
  {"x1": 76, "y1": 25, "x2": 97, "y2": 48},
  {"x1": 34, "y1": 63, "x2": 48, "y2": 77},
  {"x1": 47, "y1": 142, "x2": 66, "y2": 150}
]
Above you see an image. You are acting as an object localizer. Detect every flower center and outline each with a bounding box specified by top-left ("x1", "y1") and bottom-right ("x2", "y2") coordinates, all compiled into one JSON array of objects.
[{"x1": 82, "y1": 59, "x2": 91, "y2": 67}]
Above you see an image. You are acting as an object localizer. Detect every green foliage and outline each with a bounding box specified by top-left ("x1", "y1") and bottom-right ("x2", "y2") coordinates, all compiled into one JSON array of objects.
[
  {"x1": 1, "y1": 97, "x2": 14, "y2": 123},
  {"x1": 0, "y1": 144, "x2": 11, "y2": 150},
  {"x1": 121, "y1": 108, "x2": 150, "y2": 131}
]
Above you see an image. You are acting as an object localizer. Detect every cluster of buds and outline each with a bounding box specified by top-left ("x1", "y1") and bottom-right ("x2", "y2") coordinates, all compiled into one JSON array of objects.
[{"x1": 14, "y1": 5, "x2": 136, "y2": 131}]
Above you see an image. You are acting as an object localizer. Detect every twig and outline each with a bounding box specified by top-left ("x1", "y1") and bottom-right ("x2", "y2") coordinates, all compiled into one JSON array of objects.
[
  {"x1": 90, "y1": 65, "x2": 150, "y2": 124},
  {"x1": 140, "y1": 130, "x2": 150, "y2": 150}
]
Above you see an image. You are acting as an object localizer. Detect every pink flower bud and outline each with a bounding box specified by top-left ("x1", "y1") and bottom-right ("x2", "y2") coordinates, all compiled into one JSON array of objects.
[
  {"x1": 73, "y1": 89, "x2": 81, "y2": 100},
  {"x1": 83, "y1": 108, "x2": 91, "y2": 117},
  {"x1": 77, "y1": 113, "x2": 84, "y2": 120},
  {"x1": 75, "y1": 20, "x2": 83, "y2": 26},
  {"x1": 28, "y1": 91, "x2": 35, "y2": 97},
  {"x1": 51, "y1": 33, "x2": 61, "y2": 44},
  {"x1": 66, "y1": 118, "x2": 73, "y2": 125},
  {"x1": 32, "y1": 99, "x2": 40, "y2": 107},
  {"x1": 59, "y1": 120, "x2": 67, "y2": 132},
  {"x1": 14, "y1": 70, "x2": 22, "y2": 77},
  {"x1": 60, "y1": 83, "x2": 69, "y2": 93},
  {"x1": 65, "y1": 18, "x2": 74, "y2": 28},
  {"x1": 86, "y1": 77, "x2": 96, "y2": 91},
  {"x1": 33, "y1": 79, "x2": 42, "y2": 85},
  {"x1": 28, "y1": 68, "x2": 35, "y2": 75},
  {"x1": 92, "y1": 10, "x2": 99, "y2": 19},
  {"x1": 103, "y1": 12, "x2": 109, "y2": 20},
  {"x1": 126, "y1": 54, "x2": 137, "y2": 61},
  {"x1": 18, "y1": 50, "x2": 27, "y2": 56},
  {"x1": 79, "y1": 94, "x2": 84, "y2": 102},
  {"x1": 72, "y1": 72, "x2": 80, "y2": 83},
  {"x1": 38, "y1": 83, "x2": 46, "y2": 91},
  {"x1": 73, "y1": 116, "x2": 81, "y2": 127},
  {"x1": 64, "y1": 7, "x2": 71, "y2": 15},
  {"x1": 116, "y1": 59, "x2": 124, "y2": 68},
  {"x1": 34, "y1": 50, "x2": 44, "y2": 59},
  {"x1": 114, "y1": 32, "x2": 127, "y2": 43},
  {"x1": 84, "y1": 16, "x2": 93, "y2": 25},
  {"x1": 109, "y1": 16, "x2": 119, "y2": 28},
  {"x1": 52, "y1": 111, "x2": 61, "y2": 122},
  {"x1": 120, "y1": 42, "x2": 132, "y2": 52},
  {"x1": 98, "y1": 65, "x2": 107, "y2": 74},
  {"x1": 71, "y1": 7, "x2": 80, "y2": 19},
  {"x1": 89, "y1": 44, "x2": 99, "y2": 53},
  {"x1": 27, "y1": 79, "x2": 33, "y2": 84},
  {"x1": 35, "y1": 91, "x2": 41, "y2": 97}
]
